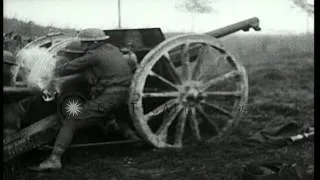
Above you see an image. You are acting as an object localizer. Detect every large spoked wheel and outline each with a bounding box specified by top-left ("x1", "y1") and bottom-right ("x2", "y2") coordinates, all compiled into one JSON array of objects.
[
  {"x1": 22, "y1": 32, "x2": 69, "y2": 50},
  {"x1": 129, "y1": 34, "x2": 248, "y2": 148}
]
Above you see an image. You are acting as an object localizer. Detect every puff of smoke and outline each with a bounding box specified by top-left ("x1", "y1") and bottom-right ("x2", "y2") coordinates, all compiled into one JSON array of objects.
[{"x1": 16, "y1": 47, "x2": 59, "y2": 91}]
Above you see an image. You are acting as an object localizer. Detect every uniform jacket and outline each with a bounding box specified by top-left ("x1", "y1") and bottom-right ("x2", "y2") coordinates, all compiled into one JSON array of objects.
[{"x1": 55, "y1": 43, "x2": 132, "y2": 91}]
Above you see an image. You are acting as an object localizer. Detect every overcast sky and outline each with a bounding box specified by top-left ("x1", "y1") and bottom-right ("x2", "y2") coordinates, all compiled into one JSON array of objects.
[{"x1": 4, "y1": 0, "x2": 314, "y2": 34}]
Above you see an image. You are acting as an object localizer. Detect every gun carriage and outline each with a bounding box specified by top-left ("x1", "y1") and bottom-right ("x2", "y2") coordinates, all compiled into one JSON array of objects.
[{"x1": 3, "y1": 17, "x2": 261, "y2": 162}]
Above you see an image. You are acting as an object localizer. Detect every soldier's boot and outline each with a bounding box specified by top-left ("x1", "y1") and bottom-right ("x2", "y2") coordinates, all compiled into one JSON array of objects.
[
  {"x1": 117, "y1": 121, "x2": 140, "y2": 141},
  {"x1": 99, "y1": 116, "x2": 119, "y2": 134},
  {"x1": 102, "y1": 116, "x2": 140, "y2": 141},
  {"x1": 29, "y1": 147, "x2": 64, "y2": 171}
]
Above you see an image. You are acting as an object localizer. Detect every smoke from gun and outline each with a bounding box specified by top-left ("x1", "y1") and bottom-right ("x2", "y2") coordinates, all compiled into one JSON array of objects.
[{"x1": 16, "y1": 47, "x2": 60, "y2": 91}]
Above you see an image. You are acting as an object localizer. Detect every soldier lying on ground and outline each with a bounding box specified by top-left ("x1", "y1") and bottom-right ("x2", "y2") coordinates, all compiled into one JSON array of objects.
[{"x1": 28, "y1": 28, "x2": 139, "y2": 171}]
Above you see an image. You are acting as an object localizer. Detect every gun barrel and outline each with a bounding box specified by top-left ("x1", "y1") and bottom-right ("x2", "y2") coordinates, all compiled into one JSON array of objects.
[
  {"x1": 205, "y1": 17, "x2": 261, "y2": 38},
  {"x1": 168, "y1": 17, "x2": 261, "y2": 66}
]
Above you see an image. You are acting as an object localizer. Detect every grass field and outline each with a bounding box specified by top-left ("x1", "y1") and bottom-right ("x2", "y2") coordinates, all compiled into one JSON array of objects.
[{"x1": 4, "y1": 33, "x2": 314, "y2": 180}]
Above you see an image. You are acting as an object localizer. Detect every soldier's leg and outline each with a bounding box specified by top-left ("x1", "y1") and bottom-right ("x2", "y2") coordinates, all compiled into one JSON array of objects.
[
  {"x1": 54, "y1": 90, "x2": 131, "y2": 148},
  {"x1": 29, "y1": 100, "x2": 104, "y2": 171},
  {"x1": 53, "y1": 104, "x2": 106, "y2": 151},
  {"x1": 114, "y1": 105, "x2": 140, "y2": 140},
  {"x1": 31, "y1": 89, "x2": 129, "y2": 171}
]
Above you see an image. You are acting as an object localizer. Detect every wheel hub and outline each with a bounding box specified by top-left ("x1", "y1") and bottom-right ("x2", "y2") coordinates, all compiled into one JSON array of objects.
[{"x1": 179, "y1": 81, "x2": 205, "y2": 106}]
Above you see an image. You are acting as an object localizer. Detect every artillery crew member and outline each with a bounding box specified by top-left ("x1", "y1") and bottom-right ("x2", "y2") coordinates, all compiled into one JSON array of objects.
[{"x1": 30, "y1": 28, "x2": 138, "y2": 171}]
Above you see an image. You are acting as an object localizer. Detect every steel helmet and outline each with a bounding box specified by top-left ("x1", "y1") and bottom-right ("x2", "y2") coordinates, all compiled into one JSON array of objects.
[
  {"x1": 77, "y1": 28, "x2": 110, "y2": 42},
  {"x1": 61, "y1": 40, "x2": 86, "y2": 54}
]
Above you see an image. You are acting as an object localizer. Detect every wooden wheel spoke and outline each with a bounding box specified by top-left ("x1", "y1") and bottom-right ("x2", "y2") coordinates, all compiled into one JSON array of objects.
[
  {"x1": 200, "y1": 101, "x2": 233, "y2": 118},
  {"x1": 142, "y1": 91, "x2": 179, "y2": 98},
  {"x1": 226, "y1": 55, "x2": 237, "y2": 69},
  {"x1": 192, "y1": 44, "x2": 209, "y2": 80},
  {"x1": 174, "y1": 108, "x2": 189, "y2": 146},
  {"x1": 189, "y1": 107, "x2": 201, "y2": 141},
  {"x1": 196, "y1": 105, "x2": 221, "y2": 134},
  {"x1": 149, "y1": 70, "x2": 179, "y2": 90},
  {"x1": 204, "y1": 91, "x2": 242, "y2": 97},
  {"x1": 203, "y1": 70, "x2": 240, "y2": 90},
  {"x1": 156, "y1": 105, "x2": 183, "y2": 140},
  {"x1": 129, "y1": 35, "x2": 249, "y2": 148},
  {"x1": 163, "y1": 52, "x2": 182, "y2": 84},
  {"x1": 181, "y1": 43, "x2": 191, "y2": 81},
  {"x1": 144, "y1": 99, "x2": 178, "y2": 121},
  {"x1": 213, "y1": 54, "x2": 226, "y2": 67}
]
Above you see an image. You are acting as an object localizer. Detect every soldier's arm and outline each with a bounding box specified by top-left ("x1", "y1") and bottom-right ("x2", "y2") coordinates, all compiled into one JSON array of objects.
[{"x1": 55, "y1": 51, "x2": 98, "y2": 76}]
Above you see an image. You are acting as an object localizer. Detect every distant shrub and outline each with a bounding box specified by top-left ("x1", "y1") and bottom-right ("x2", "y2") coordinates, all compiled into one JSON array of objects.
[
  {"x1": 3, "y1": 17, "x2": 77, "y2": 37},
  {"x1": 4, "y1": 17, "x2": 313, "y2": 61}
]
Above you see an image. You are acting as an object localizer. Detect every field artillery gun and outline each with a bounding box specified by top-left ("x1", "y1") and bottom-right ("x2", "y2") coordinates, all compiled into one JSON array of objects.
[{"x1": 3, "y1": 17, "x2": 261, "y2": 162}]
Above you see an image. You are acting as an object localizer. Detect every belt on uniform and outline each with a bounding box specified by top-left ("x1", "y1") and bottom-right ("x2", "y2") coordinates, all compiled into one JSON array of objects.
[
  {"x1": 103, "y1": 86, "x2": 129, "y2": 93},
  {"x1": 90, "y1": 85, "x2": 129, "y2": 98}
]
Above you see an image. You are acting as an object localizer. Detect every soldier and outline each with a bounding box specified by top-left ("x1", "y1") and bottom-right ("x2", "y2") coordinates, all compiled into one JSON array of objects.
[{"x1": 30, "y1": 28, "x2": 139, "y2": 171}]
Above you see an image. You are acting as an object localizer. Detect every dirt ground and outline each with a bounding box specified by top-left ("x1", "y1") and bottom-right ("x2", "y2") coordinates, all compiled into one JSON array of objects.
[{"x1": 3, "y1": 43, "x2": 314, "y2": 180}]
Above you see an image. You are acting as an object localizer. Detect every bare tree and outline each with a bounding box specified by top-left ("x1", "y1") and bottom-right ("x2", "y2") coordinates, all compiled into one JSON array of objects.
[
  {"x1": 290, "y1": 0, "x2": 314, "y2": 33},
  {"x1": 176, "y1": 0, "x2": 217, "y2": 31},
  {"x1": 290, "y1": 0, "x2": 314, "y2": 16}
]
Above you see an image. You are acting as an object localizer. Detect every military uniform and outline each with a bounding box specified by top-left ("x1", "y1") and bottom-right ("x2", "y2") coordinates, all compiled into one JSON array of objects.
[
  {"x1": 53, "y1": 42, "x2": 133, "y2": 150},
  {"x1": 30, "y1": 29, "x2": 136, "y2": 171}
]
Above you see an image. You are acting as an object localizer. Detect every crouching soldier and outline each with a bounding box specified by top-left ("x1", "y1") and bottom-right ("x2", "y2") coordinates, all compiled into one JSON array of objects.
[{"x1": 30, "y1": 28, "x2": 139, "y2": 171}]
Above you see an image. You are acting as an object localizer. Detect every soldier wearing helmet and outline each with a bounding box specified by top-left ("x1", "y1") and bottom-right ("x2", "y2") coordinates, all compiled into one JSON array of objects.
[
  {"x1": 56, "y1": 40, "x2": 86, "y2": 65},
  {"x1": 30, "y1": 28, "x2": 138, "y2": 171}
]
